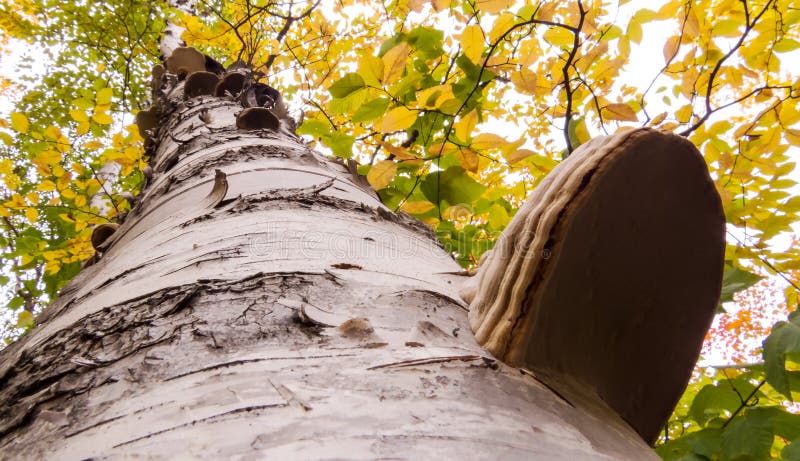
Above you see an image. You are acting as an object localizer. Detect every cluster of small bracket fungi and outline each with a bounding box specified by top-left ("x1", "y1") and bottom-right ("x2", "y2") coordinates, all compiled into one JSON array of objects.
[{"x1": 88, "y1": 46, "x2": 290, "y2": 264}]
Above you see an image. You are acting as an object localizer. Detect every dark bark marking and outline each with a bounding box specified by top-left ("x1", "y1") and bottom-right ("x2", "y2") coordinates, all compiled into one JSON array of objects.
[
  {"x1": 112, "y1": 404, "x2": 288, "y2": 449},
  {"x1": 367, "y1": 355, "x2": 482, "y2": 370},
  {"x1": 164, "y1": 353, "x2": 358, "y2": 382}
]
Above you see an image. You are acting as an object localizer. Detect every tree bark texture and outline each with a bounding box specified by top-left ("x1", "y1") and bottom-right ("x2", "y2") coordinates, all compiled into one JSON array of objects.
[{"x1": 0, "y1": 63, "x2": 657, "y2": 459}]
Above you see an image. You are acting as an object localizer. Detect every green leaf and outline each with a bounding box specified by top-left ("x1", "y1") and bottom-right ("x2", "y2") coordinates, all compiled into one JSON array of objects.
[
  {"x1": 782, "y1": 438, "x2": 800, "y2": 460},
  {"x1": 328, "y1": 73, "x2": 366, "y2": 98},
  {"x1": 487, "y1": 203, "x2": 509, "y2": 229},
  {"x1": 297, "y1": 119, "x2": 332, "y2": 138},
  {"x1": 718, "y1": 263, "x2": 762, "y2": 307},
  {"x1": 655, "y1": 428, "x2": 722, "y2": 460},
  {"x1": 421, "y1": 166, "x2": 486, "y2": 207},
  {"x1": 721, "y1": 407, "x2": 790, "y2": 461},
  {"x1": 7, "y1": 296, "x2": 25, "y2": 310},
  {"x1": 689, "y1": 384, "x2": 741, "y2": 426},
  {"x1": 352, "y1": 97, "x2": 390, "y2": 123},
  {"x1": 406, "y1": 27, "x2": 444, "y2": 60},
  {"x1": 764, "y1": 310, "x2": 800, "y2": 399},
  {"x1": 325, "y1": 131, "x2": 354, "y2": 158}
]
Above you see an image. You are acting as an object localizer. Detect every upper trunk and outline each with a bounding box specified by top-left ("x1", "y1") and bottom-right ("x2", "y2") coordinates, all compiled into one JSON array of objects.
[{"x1": 0, "y1": 52, "x2": 656, "y2": 459}]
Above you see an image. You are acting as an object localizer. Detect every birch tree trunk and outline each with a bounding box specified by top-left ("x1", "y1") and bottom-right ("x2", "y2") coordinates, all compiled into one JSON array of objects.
[{"x1": 0, "y1": 56, "x2": 657, "y2": 460}]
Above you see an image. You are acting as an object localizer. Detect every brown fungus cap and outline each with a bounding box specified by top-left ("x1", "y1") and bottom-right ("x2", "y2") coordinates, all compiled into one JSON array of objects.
[
  {"x1": 165, "y1": 46, "x2": 206, "y2": 75},
  {"x1": 465, "y1": 128, "x2": 725, "y2": 444},
  {"x1": 215, "y1": 72, "x2": 247, "y2": 97},
  {"x1": 184, "y1": 71, "x2": 219, "y2": 98},
  {"x1": 236, "y1": 107, "x2": 280, "y2": 131}
]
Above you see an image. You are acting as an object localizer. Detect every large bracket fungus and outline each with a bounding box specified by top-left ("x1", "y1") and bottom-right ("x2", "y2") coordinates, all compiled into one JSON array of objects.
[{"x1": 461, "y1": 128, "x2": 725, "y2": 443}]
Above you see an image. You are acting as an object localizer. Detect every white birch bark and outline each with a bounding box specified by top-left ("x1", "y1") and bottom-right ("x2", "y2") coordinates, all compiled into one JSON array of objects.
[{"x1": 0, "y1": 58, "x2": 658, "y2": 460}]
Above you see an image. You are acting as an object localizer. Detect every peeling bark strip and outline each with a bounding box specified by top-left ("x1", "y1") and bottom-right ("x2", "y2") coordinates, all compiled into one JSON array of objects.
[
  {"x1": 0, "y1": 48, "x2": 659, "y2": 459},
  {"x1": 462, "y1": 128, "x2": 725, "y2": 444}
]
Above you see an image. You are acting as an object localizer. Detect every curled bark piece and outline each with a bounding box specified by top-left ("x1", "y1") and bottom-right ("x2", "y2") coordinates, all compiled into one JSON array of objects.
[
  {"x1": 236, "y1": 107, "x2": 279, "y2": 131},
  {"x1": 165, "y1": 47, "x2": 205, "y2": 75},
  {"x1": 336, "y1": 317, "x2": 381, "y2": 343},
  {"x1": 184, "y1": 71, "x2": 220, "y2": 98},
  {"x1": 200, "y1": 169, "x2": 228, "y2": 209},
  {"x1": 466, "y1": 128, "x2": 725, "y2": 444},
  {"x1": 214, "y1": 72, "x2": 247, "y2": 97},
  {"x1": 91, "y1": 223, "x2": 120, "y2": 251}
]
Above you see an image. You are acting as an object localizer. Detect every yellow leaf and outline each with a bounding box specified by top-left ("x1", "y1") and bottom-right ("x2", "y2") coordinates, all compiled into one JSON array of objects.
[
  {"x1": 779, "y1": 104, "x2": 800, "y2": 126},
  {"x1": 96, "y1": 87, "x2": 114, "y2": 105},
  {"x1": 430, "y1": 0, "x2": 450, "y2": 12},
  {"x1": 454, "y1": 110, "x2": 478, "y2": 142},
  {"x1": 359, "y1": 54, "x2": 385, "y2": 86},
  {"x1": 10, "y1": 112, "x2": 29, "y2": 133},
  {"x1": 16, "y1": 310, "x2": 34, "y2": 329},
  {"x1": 649, "y1": 112, "x2": 668, "y2": 126},
  {"x1": 25, "y1": 207, "x2": 38, "y2": 223},
  {"x1": 675, "y1": 104, "x2": 693, "y2": 123},
  {"x1": 663, "y1": 35, "x2": 680, "y2": 63},
  {"x1": 472, "y1": 132, "x2": 508, "y2": 151},
  {"x1": 44, "y1": 125, "x2": 62, "y2": 140},
  {"x1": 92, "y1": 112, "x2": 113, "y2": 125},
  {"x1": 84, "y1": 140, "x2": 104, "y2": 150},
  {"x1": 367, "y1": 160, "x2": 397, "y2": 190},
  {"x1": 37, "y1": 180, "x2": 56, "y2": 192},
  {"x1": 77, "y1": 122, "x2": 91, "y2": 135},
  {"x1": 25, "y1": 192, "x2": 39, "y2": 205},
  {"x1": 33, "y1": 150, "x2": 62, "y2": 167},
  {"x1": 684, "y1": 10, "x2": 699, "y2": 38},
  {"x1": 489, "y1": 12, "x2": 516, "y2": 43},
  {"x1": 3, "y1": 173, "x2": 20, "y2": 191},
  {"x1": 428, "y1": 142, "x2": 459, "y2": 156},
  {"x1": 536, "y1": 2, "x2": 556, "y2": 20},
  {"x1": 417, "y1": 84, "x2": 454, "y2": 109},
  {"x1": 510, "y1": 68, "x2": 537, "y2": 94},
  {"x1": 475, "y1": 0, "x2": 511, "y2": 14},
  {"x1": 4, "y1": 193, "x2": 26, "y2": 209},
  {"x1": 505, "y1": 148, "x2": 535, "y2": 164},
  {"x1": 603, "y1": 103, "x2": 638, "y2": 122},
  {"x1": 380, "y1": 142, "x2": 417, "y2": 160},
  {"x1": 461, "y1": 24, "x2": 485, "y2": 64},
  {"x1": 627, "y1": 18, "x2": 643, "y2": 44},
  {"x1": 543, "y1": 27, "x2": 574, "y2": 47},
  {"x1": 443, "y1": 205, "x2": 472, "y2": 220},
  {"x1": 401, "y1": 200, "x2": 436, "y2": 214},
  {"x1": 457, "y1": 148, "x2": 480, "y2": 172},
  {"x1": 379, "y1": 106, "x2": 417, "y2": 132},
  {"x1": 45, "y1": 260, "x2": 61, "y2": 275},
  {"x1": 382, "y1": 43, "x2": 411, "y2": 85},
  {"x1": 0, "y1": 206, "x2": 8, "y2": 217}
]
